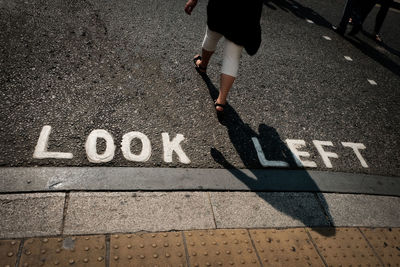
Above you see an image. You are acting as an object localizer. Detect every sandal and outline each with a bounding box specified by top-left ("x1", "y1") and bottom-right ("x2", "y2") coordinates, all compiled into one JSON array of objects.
[
  {"x1": 214, "y1": 100, "x2": 226, "y2": 113},
  {"x1": 193, "y1": 55, "x2": 207, "y2": 73},
  {"x1": 375, "y1": 34, "x2": 383, "y2": 43}
]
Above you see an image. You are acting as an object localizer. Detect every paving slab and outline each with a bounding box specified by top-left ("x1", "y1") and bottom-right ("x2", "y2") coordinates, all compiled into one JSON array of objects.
[
  {"x1": 20, "y1": 235, "x2": 106, "y2": 267},
  {"x1": 308, "y1": 228, "x2": 384, "y2": 266},
  {"x1": 0, "y1": 239, "x2": 20, "y2": 267},
  {"x1": 249, "y1": 228, "x2": 325, "y2": 266},
  {"x1": 0, "y1": 193, "x2": 65, "y2": 238},
  {"x1": 360, "y1": 227, "x2": 400, "y2": 266},
  {"x1": 185, "y1": 229, "x2": 260, "y2": 266},
  {"x1": 63, "y1": 192, "x2": 215, "y2": 235},
  {"x1": 110, "y1": 232, "x2": 187, "y2": 266},
  {"x1": 209, "y1": 192, "x2": 329, "y2": 228},
  {"x1": 2, "y1": 227, "x2": 397, "y2": 266},
  {"x1": 318, "y1": 193, "x2": 400, "y2": 227}
]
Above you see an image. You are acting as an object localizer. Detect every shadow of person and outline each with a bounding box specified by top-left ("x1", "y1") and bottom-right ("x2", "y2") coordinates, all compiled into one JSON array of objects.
[
  {"x1": 361, "y1": 30, "x2": 400, "y2": 58},
  {"x1": 264, "y1": 0, "x2": 400, "y2": 73},
  {"x1": 263, "y1": 0, "x2": 333, "y2": 29},
  {"x1": 346, "y1": 35, "x2": 400, "y2": 77},
  {"x1": 198, "y1": 71, "x2": 336, "y2": 237}
]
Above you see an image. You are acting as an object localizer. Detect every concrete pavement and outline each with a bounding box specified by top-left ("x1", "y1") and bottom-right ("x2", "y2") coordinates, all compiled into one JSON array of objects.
[
  {"x1": 1, "y1": 191, "x2": 400, "y2": 239},
  {"x1": 1, "y1": 191, "x2": 400, "y2": 266}
]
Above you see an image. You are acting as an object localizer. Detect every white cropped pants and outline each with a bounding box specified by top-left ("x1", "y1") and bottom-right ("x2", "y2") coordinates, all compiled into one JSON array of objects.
[{"x1": 202, "y1": 27, "x2": 243, "y2": 77}]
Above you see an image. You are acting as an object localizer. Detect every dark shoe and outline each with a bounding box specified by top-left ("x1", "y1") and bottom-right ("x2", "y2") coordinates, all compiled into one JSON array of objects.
[
  {"x1": 333, "y1": 25, "x2": 345, "y2": 36},
  {"x1": 214, "y1": 101, "x2": 226, "y2": 114},
  {"x1": 348, "y1": 24, "x2": 361, "y2": 36},
  {"x1": 214, "y1": 101, "x2": 226, "y2": 123},
  {"x1": 375, "y1": 34, "x2": 383, "y2": 43}
]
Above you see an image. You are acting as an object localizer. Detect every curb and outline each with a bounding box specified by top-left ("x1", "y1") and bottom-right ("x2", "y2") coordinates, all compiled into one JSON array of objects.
[{"x1": 1, "y1": 167, "x2": 399, "y2": 196}]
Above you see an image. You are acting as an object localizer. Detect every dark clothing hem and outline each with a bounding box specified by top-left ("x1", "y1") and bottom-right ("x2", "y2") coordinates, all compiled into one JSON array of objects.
[{"x1": 206, "y1": 0, "x2": 263, "y2": 56}]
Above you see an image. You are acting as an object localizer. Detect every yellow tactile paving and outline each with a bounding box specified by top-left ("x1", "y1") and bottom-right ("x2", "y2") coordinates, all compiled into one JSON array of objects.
[
  {"x1": 0, "y1": 239, "x2": 20, "y2": 267},
  {"x1": 19, "y1": 235, "x2": 106, "y2": 266},
  {"x1": 4, "y1": 227, "x2": 400, "y2": 266},
  {"x1": 109, "y1": 232, "x2": 187, "y2": 267},
  {"x1": 184, "y1": 229, "x2": 260, "y2": 266},
  {"x1": 250, "y1": 228, "x2": 325, "y2": 266},
  {"x1": 308, "y1": 228, "x2": 383, "y2": 267},
  {"x1": 360, "y1": 227, "x2": 400, "y2": 267}
]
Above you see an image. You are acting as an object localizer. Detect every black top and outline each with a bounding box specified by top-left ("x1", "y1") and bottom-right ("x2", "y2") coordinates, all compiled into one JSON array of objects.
[{"x1": 207, "y1": 0, "x2": 263, "y2": 56}]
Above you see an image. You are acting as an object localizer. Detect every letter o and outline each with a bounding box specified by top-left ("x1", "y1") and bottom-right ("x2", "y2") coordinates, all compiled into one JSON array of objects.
[
  {"x1": 85, "y1": 129, "x2": 115, "y2": 163},
  {"x1": 121, "y1": 131, "x2": 151, "y2": 162}
]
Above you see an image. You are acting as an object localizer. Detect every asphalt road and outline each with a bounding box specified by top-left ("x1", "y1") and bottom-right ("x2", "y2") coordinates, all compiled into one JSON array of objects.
[{"x1": 1, "y1": 0, "x2": 399, "y2": 177}]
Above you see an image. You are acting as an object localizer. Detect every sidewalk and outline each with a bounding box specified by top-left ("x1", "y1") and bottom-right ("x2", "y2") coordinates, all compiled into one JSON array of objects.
[
  {"x1": 1, "y1": 227, "x2": 399, "y2": 266},
  {"x1": 1, "y1": 191, "x2": 400, "y2": 266}
]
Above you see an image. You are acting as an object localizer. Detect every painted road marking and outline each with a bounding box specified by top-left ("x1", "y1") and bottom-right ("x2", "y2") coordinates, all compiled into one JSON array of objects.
[
  {"x1": 33, "y1": 125, "x2": 73, "y2": 159},
  {"x1": 162, "y1": 133, "x2": 191, "y2": 164},
  {"x1": 344, "y1": 56, "x2": 353, "y2": 61},
  {"x1": 86, "y1": 129, "x2": 116, "y2": 163},
  {"x1": 342, "y1": 142, "x2": 369, "y2": 168},
  {"x1": 33, "y1": 125, "x2": 191, "y2": 164},
  {"x1": 323, "y1": 36, "x2": 332, "y2": 41},
  {"x1": 121, "y1": 131, "x2": 152, "y2": 162},
  {"x1": 368, "y1": 79, "x2": 377, "y2": 85},
  {"x1": 313, "y1": 140, "x2": 339, "y2": 168},
  {"x1": 33, "y1": 126, "x2": 368, "y2": 169},
  {"x1": 252, "y1": 137, "x2": 290, "y2": 168},
  {"x1": 286, "y1": 139, "x2": 317, "y2": 168},
  {"x1": 252, "y1": 138, "x2": 368, "y2": 169}
]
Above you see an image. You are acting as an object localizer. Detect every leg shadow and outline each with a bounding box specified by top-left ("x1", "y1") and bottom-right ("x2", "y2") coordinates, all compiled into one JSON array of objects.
[
  {"x1": 345, "y1": 35, "x2": 400, "y2": 77},
  {"x1": 264, "y1": 0, "x2": 400, "y2": 72},
  {"x1": 361, "y1": 30, "x2": 400, "y2": 58},
  {"x1": 199, "y1": 72, "x2": 336, "y2": 236},
  {"x1": 263, "y1": 0, "x2": 333, "y2": 29}
]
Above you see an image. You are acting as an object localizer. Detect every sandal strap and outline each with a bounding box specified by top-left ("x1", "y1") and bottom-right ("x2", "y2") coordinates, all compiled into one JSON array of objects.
[
  {"x1": 214, "y1": 102, "x2": 226, "y2": 108},
  {"x1": 193, "y1": 55, "x2": 207, "y2": 71},
  {"x1": 197, "y1": 64, "x2": 207, "y2": 71}
]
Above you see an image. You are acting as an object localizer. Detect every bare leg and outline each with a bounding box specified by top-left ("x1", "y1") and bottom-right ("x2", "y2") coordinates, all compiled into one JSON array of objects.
[
  {"x1": 214, "y1": 39, "x2": 242, "y2": 112},
  {"x1": 197, "y1": 27, "x2": 223, "y2": 70},
  {"x1": 215, "y1": 74, "x2": 235, "y2": 111}
]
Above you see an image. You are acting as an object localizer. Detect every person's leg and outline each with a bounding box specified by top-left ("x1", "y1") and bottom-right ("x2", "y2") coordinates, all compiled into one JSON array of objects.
[
  {"x1": 348, "y1": 0, "x2": 376, "y2": 35},
  {"x1": 215, "y1": 39, "x2": 243, "y2": 112},
  {"x1": 195, "y1": 27, "x2": 223, "y2": 71},
  {"x1": 355, "y1": 0, "x2": 376, "y2": 24},
  {"x1": 374, "y1": 0, "x2": 392, "y2": 35},
  {"x1": 337, "y1": 0, "x2": 356, "y2": 33},
  {"x1": 215, "y1": 74, "x2": 235, "y2": 111}
]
